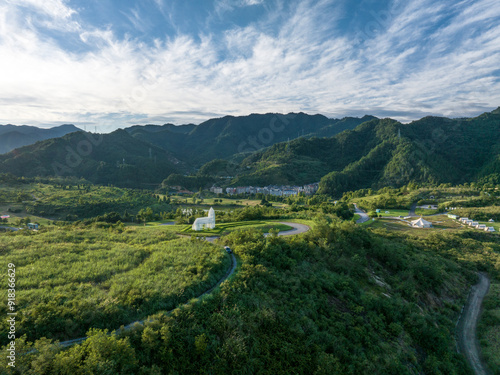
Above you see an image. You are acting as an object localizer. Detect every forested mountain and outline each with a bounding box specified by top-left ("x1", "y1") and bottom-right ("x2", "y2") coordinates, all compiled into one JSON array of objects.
[
  {"x1": 0, "y1": 109, "x2": 499, "y2": 192},
  {"x1": 232, "y1": 108, "x2": 500, "y2": 195},
  {"x1": 0, "y1": 113, "x2": 372, "y2": 186},
  {"x1": 0, "y1": 124, "x2": 81, "y2": 154},
  {"x1": 125, "y1": 113, "x2": 374, "y2": 165},
  {"x1": 0, "y1": 130, "x2": 182, "y2": 188}
]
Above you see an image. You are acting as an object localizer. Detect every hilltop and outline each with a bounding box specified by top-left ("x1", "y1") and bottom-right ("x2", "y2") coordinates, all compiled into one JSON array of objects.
[
  {"x1": 0, "y1": 113, "x2": 373, "y2": 186},
  {"x1": 0, "y1": 108, "x2": 499, "y2": 193},
  {"x1": 0, "y1": 124, "x2": 81, "y2": 154},
  {"x1": 231, "y1": 109, "x2": 500, "y2": 195}
]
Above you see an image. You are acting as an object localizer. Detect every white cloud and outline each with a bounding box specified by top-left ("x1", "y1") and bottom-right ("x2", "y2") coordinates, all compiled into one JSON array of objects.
[
  {"x1": 0, "y1": 0, "x2": 499, "y2": 130},
  {"x1": 12, "y1": 0, "x2": 75, "y2": 19}
]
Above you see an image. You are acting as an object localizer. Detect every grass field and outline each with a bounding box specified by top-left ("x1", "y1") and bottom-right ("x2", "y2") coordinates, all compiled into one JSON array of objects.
[
  {"x1": 363, "y1": 215, "x2": 465, "y2": 234},
  {"x1": 181, "y1": 221, "x2": 293, "y2": 236},
  {"x1": 136, "y1": 219, "x2": 298, "y2": 237},
  {"x1": 0, "y1": 203, "x2": 53, "y2": 226},
  {"x1": 415, "y1": 208, "x2": 440, "y2": 215},
  {"x1": 373, "y1": 209, "x2": 410, "y2": 217},
  {"x1": 0, "y1": 226, "x2": 230, "y2": 344},
  {"x1": 168, "y1": 196, "x2": 287, "y2": 209}
]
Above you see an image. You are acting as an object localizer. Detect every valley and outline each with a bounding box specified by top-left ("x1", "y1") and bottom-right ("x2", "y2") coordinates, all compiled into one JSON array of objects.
[{"x1": 1, "y1": 110, "x2": 500, "y2": 374}]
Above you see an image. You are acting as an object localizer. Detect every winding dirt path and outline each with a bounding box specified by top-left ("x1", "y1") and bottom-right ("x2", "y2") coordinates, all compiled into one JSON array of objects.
[{"x1": 457, "y1": 272, "x2": 491, "y2": 375}]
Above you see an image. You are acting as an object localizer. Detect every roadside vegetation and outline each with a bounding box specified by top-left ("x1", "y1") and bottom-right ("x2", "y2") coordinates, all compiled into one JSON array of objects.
[
  {"x1": 478, "y1": 282, "x2": 500, "y2": 374},
  {"x1": 0, "y1": 225, "x2": 230, "y2": 345},
  {"x1": 3, "y1": 220, "x2": 490, "y2": 374},
  {"x1": 2, "y1": 173, "x2": 500, "y2": 373}
]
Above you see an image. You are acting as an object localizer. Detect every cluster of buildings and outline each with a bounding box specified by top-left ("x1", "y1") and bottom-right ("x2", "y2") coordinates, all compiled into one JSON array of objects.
[
  {"x1": 448, "y1": 215, "x2": 496, "y2": 232},
  {"x1": 212, "y1": 183, "x2": 319, "y2": 197}
]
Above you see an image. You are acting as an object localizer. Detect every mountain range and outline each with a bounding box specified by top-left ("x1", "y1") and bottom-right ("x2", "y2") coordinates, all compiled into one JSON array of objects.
[
  {"x1": 0, "y1": 113, "x2": 370, "y2": 187},
  {"x1": 234, "y1": 108, "x2": 500, "y2": 195},
  {"x1": 0, "y1": 124, "x2": 81, "y2": 154},
  {"x1": 0, "y1": 109, "x2": 499, "y2": 193}
]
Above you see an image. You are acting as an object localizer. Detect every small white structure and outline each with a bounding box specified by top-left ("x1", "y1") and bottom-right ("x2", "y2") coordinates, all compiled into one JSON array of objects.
[
  {"x1": 485, "y1": 227, "x2": 496, "y2": 232},
  {"x1": 489, "y1": 219, "x2": 495, "y2": 223},
  {"x1": 470, "y1": 221, "x2": 479, "y2": 227},
  {"x1": 411, "y1": 217, "x2": 433, "y2": 228},
  {"x1": 192, "y1": 207, "x2": 216, "y2": 231},
  {"x1": 476, "y1": 224, "x2": 486, "y2": 230}
]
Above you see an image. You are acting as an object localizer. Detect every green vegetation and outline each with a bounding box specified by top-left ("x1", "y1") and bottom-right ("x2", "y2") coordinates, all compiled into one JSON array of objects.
[
  {"x1": 181, "y1": 221, "x2": 293, "y2": 236},
  {"x1": 415, "y1": 208, "x2": 439, "y2": 215},
  {"x1": 5, "y1": 221, "x2": 493, "y2": 374},
  {"x1": 454, "y1": 206, "x2": 500, "y2": 222},
  {"x1": 478, "y1": 282, "x2": 500, "y2": 374},
  {"x1": 230, "y1": 109, "x2": 500, "y2": 193},
  {"x1": 1, "y1": 108, "x2": 500, "y2": 373},
  {"x1": 0, "y1": 131, "x2": 181, "y2": 187},
  {"x1": 0, "y1": 176, "x2": 174, "y2": 222},
  {"x1": 0, "y1": 225, "x2": 230, "y2": 344}
]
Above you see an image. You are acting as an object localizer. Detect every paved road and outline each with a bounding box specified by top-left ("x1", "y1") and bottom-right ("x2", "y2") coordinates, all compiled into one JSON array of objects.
[
  {"x1": 457, "y1": 273, "x2": 491, "y2": 375},
  {"x1": 272, "y1": 222, "x2": 310, "y2": 236},
  {"x1": 409, "y1": 202, "x2": 418, "y2": 217},
  {"x1": 205, "y1": 222, "x2": 310, "y2": 242},
  {"x1": 0, "y1": 226, "x2": 20, "y2": 231},
  {"x1": 354, "y1": 204, "x2": 370, "y2": 224}
]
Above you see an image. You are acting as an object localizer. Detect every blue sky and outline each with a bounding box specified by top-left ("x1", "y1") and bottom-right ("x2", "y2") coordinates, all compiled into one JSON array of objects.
[{"x1": 0, "y1": 0, "x2": 499, "y2": 131}]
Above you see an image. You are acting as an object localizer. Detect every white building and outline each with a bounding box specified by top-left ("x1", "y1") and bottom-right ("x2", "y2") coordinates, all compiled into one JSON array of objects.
[
  {"x1": 192, "y1": 207, "x2": 216, "y2": 231},
  {"x1": 210, "y1": 186, "x2": 223, "y2": 194},
  {"x1": 411, "y1": 218, "x2": 433, "y2": 228},
  {"x1": 485, "y1": 227, "x2": 496, "y2": 232}
]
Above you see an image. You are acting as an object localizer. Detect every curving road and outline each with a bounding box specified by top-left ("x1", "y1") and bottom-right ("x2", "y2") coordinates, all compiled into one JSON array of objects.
[
  {"x1": 270, "y1": 222, "x2": 310, "y2": 236},
  {"x1": 55, "y1": 222, "x2": 310, "y2": 349},
  {"x1": 0, "y1": 226, "x2": 21, "y2": 231},
  {"x1": 457, "y1": 273, "x2": 491, "y2": 375},
  {"x1": 354, "y1": 204, "x2": 370, "y2": 224},
  {"x1": 409, "y1": 202, "x2": 418, "y2": 217}
]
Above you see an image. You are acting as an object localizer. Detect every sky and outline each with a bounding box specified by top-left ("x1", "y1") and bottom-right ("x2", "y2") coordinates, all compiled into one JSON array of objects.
[{"x1": 0, "y1": 0, "x2": 499, "y2": 132}]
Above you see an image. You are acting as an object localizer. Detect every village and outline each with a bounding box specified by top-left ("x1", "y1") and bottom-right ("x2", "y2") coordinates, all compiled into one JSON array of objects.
[{"x1": 211, "y1": 182, "x2": 319, "y2": 197}]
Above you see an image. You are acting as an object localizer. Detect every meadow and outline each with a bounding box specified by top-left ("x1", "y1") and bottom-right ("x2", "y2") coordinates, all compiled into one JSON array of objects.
[{"x1": 0, "y1": 225, "x2": 230, "y2": 344}]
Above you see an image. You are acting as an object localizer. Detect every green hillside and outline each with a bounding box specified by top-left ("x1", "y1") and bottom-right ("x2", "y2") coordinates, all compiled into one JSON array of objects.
[
  {"x1": 0, "y1": 130, "x2": 183, "y2": 188},
  {"x1": 126, "y1": 113, "x2": 372, "y2": 165},
  {"x1": 233, "y1": 109, "x2": 500, "y2": 195},
  {"x1": 1, "y1": 109, "x2": 499, "y2": 193},
  {"x1": 0, "y1": 124, "x2": 81, "y2": 154},
  {"x1": 5, "y1": 221, "x2": 496, "y2": 374}
]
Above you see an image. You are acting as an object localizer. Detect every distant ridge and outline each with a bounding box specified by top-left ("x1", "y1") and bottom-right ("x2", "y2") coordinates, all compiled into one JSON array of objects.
[
  {"x1": 230, "y1": 108, "x2": 500, "y2": 195},
  {"x1": 125, "y1": 112, "x2": 374, "y2": 164},
  {"x1": 1, "y1": 108, "x2": 499, "y2": 192},
  {"x1": 0, "y1": 124, "x2": 81, "y2": 154}
]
